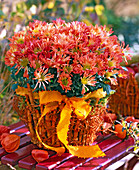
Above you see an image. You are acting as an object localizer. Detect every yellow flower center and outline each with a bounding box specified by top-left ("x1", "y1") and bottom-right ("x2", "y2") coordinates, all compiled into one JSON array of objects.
[
  {"x1": 16, "y1": 38, "x2": 24, "y2": 44},
  {"x1": 21, "y1": 58, "x2": 29, "y2": 67},
  {"x1": 83, "y1": 64, "x2": 91, "y2": 70},
  {"x1": 40, "y1": 74, "x2": 45, "y2": 81},
  {"x1": 33, "y1": 29, "x2": 39, "y2": 33},
  {"x1": 35, "y1": 62, "x2": 41, "y2": 69},
  {"x1": 62, "y1": 78, "x2": 68, "y2": 86},
  {"x1": 108, "y1": 61, "x2": 114, "y2": 67},
  {"x1": 105, "y1": 72, "x2": 113, "y2": 78},
  {"x1": 81, "y1": 77, "x2": 88, "y2": 84}
]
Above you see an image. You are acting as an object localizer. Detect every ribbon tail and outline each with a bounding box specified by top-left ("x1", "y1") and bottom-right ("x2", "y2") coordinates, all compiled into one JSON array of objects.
[
  {"x1": 15, "y1": 86, "x2": 39, "y2": 99},
  {"x1": 68, "y1": 145, "x2": 105, "y2": 158},
  {"x1": 57, "y1": 101, "x2": 105, "y2": 158},
  {"x1": 36, "y1": 103, "x2": 65, "y2": 155},
  {"x1": 57, "y1": 102, "x2": 72, "y2": 146}
]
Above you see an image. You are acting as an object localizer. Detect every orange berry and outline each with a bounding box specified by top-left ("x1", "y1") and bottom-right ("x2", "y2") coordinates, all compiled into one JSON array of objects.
[
  {"x1": 1, "y1": 134, "x2": 20, "y2": 153},
  {"x1": 32, "y1": 149, "x2": 49, "y2": 163},
  {"x1": 115, "y1": 124, "x2": 126, "y2": 139},
  {"x1": 125, "y1": 116, "x2": 135, "y2": 123}
]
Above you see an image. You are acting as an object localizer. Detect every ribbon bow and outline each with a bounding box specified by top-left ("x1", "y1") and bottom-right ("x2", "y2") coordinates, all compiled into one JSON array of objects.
[{"x1": 16, "y1": 86, "x2": 106, "y2": 158}]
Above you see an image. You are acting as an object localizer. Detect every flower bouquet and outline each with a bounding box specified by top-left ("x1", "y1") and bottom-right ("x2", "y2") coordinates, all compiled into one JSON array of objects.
[{"x1": 5, "y1": 19, "x2": 131, "y2": 158}]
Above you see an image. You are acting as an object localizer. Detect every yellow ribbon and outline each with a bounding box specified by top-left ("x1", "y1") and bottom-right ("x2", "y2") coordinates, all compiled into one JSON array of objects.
[
  {"x1": 15, "y1": 86, "x2": 39, "y2": 99},
  {"x1": 16, "y1": 86, "x2": 106, "y2": 158}
]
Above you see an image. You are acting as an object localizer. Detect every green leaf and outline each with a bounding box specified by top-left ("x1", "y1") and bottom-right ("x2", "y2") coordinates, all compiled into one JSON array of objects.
[
  {"x1": 40, "y1": 0, "x2": 47, "y2": 5},
  {"x1": 16, "y1": 3, "x2": 24, "y2": 13},
  {"x1": 0, "y1": 93, "x2": 4, "y2": 99},
  {"x1": 71, "y1": 3, "x2": 77, "y2": 13},
  {"x1": 12, "y1": 83, "x2": 18, "y2": 91},
  {"x1": 32, "y1": 15, "x2": 39, "y2": 20},
  {"x1": 0, "y1": 10, "x2": 4, "y2": 17},
  {"x1": 56, "y1": 8, "x2": 65, "y2": 16},
  {"x1": 43, "y1": 8, "x2": 53, "y2": 14},
  {"x1": 11, "y1": 12, "x2": 16, "y2": 17},
  {"x1": 55, "y1": 0, "x2": 63, "y2": 6},
  {"x1": 101, "y1": 83, "x2": 111, "y2": 95},
  {"x1": 26, "y1": 0, "x2": 38, "y2": 9}
]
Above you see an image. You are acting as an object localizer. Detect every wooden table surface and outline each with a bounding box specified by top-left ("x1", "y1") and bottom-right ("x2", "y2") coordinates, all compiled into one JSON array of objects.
[{"x1": 0, "y1": 121, "x2": 139, "y2": 170}]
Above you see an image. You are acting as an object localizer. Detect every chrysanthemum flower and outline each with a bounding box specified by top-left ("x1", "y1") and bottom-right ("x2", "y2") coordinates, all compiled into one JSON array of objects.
[
  {"x1": 81, "y1": 73, "x2": 97, "y2": 94},
  {"x1": 5, "y1": 19, "x2": 131, "y2": 96},
  {"x1": 58, "y1": 72, "x2": 72, "y2": 92},
  {"x1": 33, "y1": 67, "x2": 54, "y2": 90}
]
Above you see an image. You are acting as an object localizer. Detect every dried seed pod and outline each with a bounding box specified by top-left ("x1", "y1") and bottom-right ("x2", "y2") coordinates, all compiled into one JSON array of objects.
[
  {"x1": 1, "y1": 134, "x2": 20, "y2": 153},
  {"x1": 0, "y1": 133, "x2": 10, "y2": 142},
  {"x1": 115, "y1": 124, "x2": 127, "y2": 139},
  {"x1": 0, "y1": 125, "x2": 10, "y2": 136},
  {"x1": 32, "y1": 149, "x2": 49, "y2": 163}
]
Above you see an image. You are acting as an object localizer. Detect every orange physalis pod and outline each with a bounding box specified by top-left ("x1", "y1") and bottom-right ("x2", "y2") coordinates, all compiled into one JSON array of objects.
[
  {"x1": 1, "y1": 134, "x2": 20, "y2": 153},
  {"x1": 32, "y1": 149, "x2": 49, "y2": 163},
  {"x1": 125, "y1": 116, "x2": 135, "y2": 123},
  {"x1": 0, "y1": 133, "x2": 9, "y2": 142},
  {"x1": 115, "y1": 124, "x2": 127, "y2": 139}
]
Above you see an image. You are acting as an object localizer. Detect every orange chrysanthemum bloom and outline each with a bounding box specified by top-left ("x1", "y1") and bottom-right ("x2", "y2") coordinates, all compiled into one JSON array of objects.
[
  {"x1": 34, "y1": 67, "x2": 54, "y2": 90},
  {"x1": 5, "y1": 19, "x2": 131, "y2": 96},
  {"x1": 58, "y1": 72, "x2": 72, "y2": 92}
]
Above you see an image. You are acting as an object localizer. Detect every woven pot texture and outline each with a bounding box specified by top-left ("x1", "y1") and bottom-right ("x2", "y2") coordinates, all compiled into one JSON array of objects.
[
  {"x1": 13, "y1": 94, "x2": 105, "y2": 148},
  {"x1": 108, "y1": 74, "x2": 139, "y2": 118}
]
